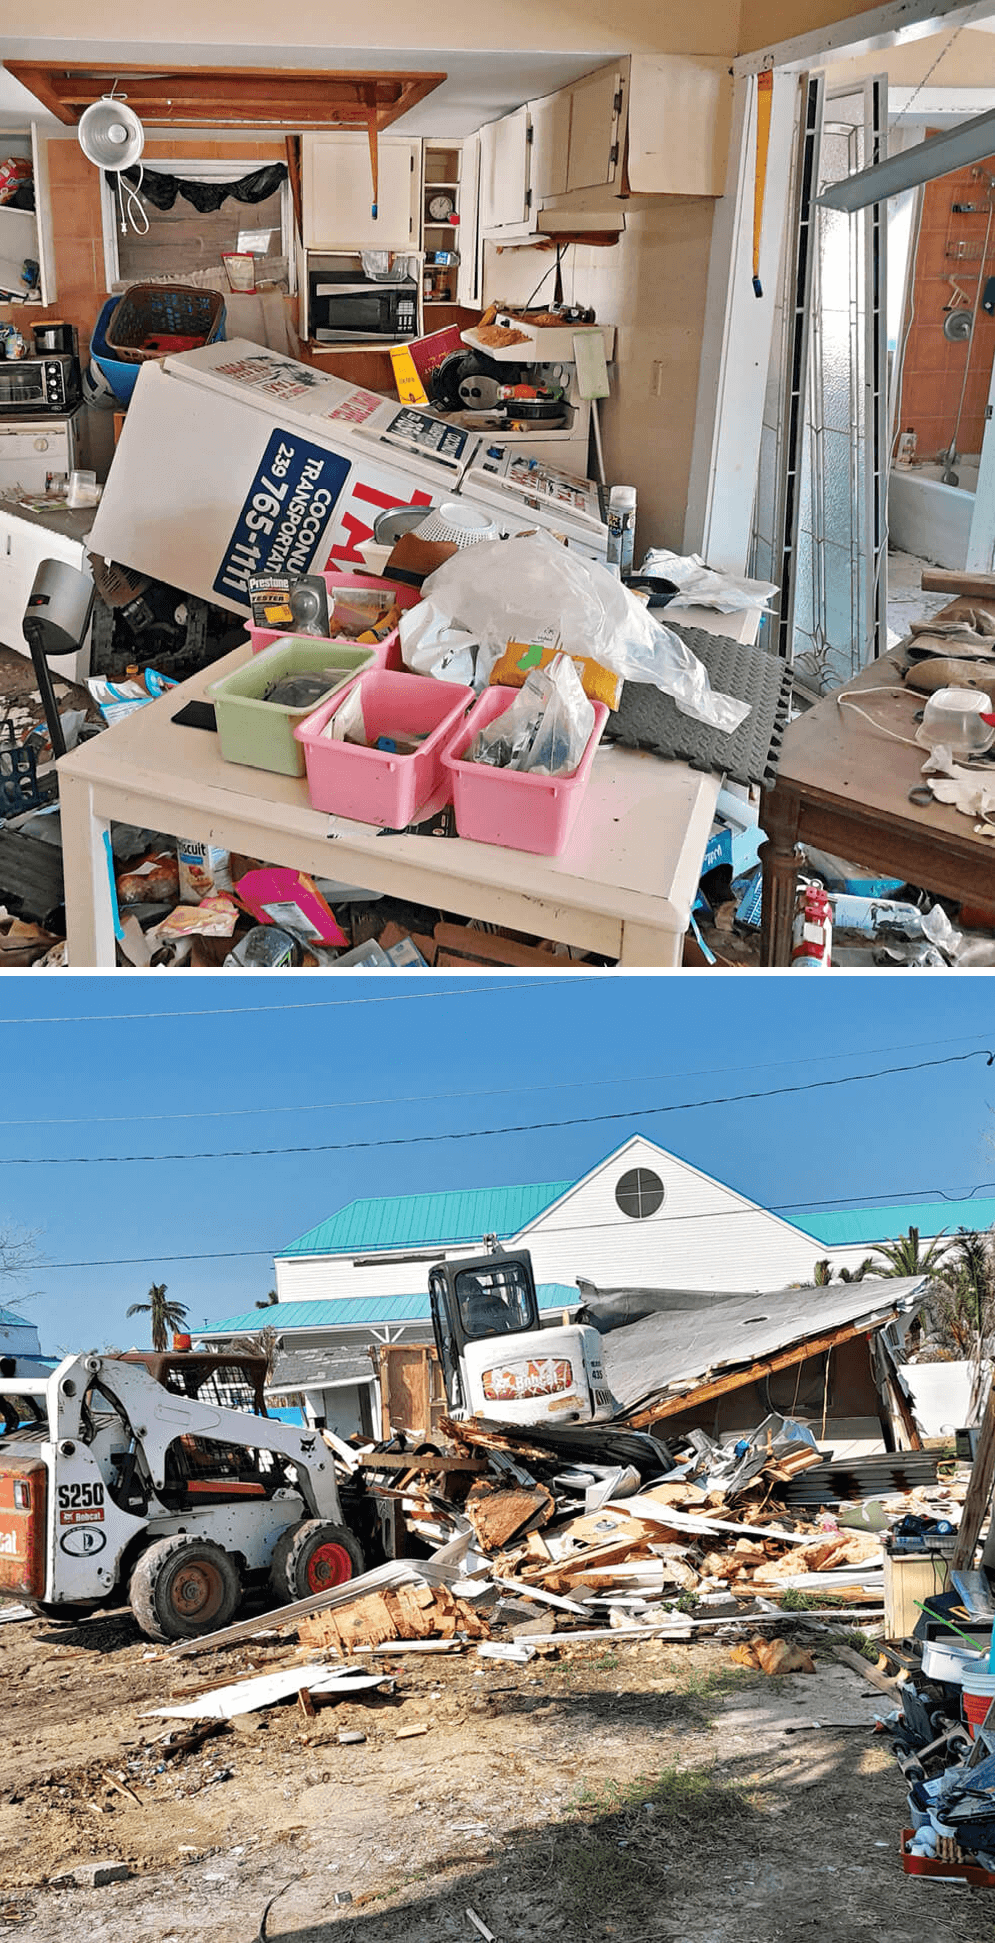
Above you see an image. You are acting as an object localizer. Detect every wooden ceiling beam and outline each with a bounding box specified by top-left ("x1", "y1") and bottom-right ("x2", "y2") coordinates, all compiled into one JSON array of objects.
[
  {"x1": 5, "y1": 62, "x2": 446, "y2": 129},
  {"x1": 625, "y1": 1316, "x2": 889, "y2": 1428}
]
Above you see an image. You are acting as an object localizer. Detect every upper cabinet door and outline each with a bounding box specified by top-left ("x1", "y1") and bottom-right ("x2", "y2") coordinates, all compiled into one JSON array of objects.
[
  {"x1": 528, "y1": 90, "x2": 571, "y2": 203},
  {"x1": 479, "y1": 107, "x2": 531, "y2": 230},
  {"x1": 303, "y1": 135, "x2": 420, "y2": 251},
  {"x1": 456, "y1": 132, "x2": 483, "y2": 309},
  {"x1": 564, "y1": 65, "x2": 626, "y2": 194}
]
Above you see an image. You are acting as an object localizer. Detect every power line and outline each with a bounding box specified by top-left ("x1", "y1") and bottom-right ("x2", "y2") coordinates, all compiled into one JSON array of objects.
[
  {"x1": 0, "y1": 978, "x2": 585, "y2": 1029},
  {"x1": 34, "y1": 1174, "x2": 995, "y2": 1274},
  {"x1": 0, "y1": 1049, "x2": 990, "y2": 1168},
  {"x1": 5, "y1": 1028, "x2": 995, "y2": 1130}
]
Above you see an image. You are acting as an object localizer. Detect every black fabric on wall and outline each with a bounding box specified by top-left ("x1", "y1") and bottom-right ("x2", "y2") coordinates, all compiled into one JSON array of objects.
[{"x1": 105, "y1": 162, "x2": 287, "y2": 212}]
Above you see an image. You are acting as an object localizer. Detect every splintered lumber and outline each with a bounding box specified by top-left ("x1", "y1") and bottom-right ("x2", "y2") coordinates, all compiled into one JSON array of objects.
[
  {"x1": 834, "y1": 1644, "x2": 909, "y2": 1696},
  {"x1": 951, "y1": 1384, "x2": 995, "y2": 1571},
  {"x1": 464, "y1": 1479, "x2": 555, "y2": 1553},
  {"x1": 297, "y1": 1581, "x2": 490, "y2": 1655}
]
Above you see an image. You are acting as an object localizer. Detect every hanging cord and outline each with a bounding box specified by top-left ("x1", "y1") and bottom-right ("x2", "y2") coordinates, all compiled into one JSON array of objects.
[
  {"x1": 835, "y1": 685, "x2": 921, "y2": 747},
  {"x1": 116, "y1": 161, "x2": 149, "y2": 237}
]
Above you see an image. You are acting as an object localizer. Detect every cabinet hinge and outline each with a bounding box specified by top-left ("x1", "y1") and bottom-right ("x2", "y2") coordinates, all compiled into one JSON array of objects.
[
  {"x1": 613, "y1": 88, "x2": 624, "y2": 116},
  {"x1": 609, "y1": 142, "x2": 620, "y2": 167}
]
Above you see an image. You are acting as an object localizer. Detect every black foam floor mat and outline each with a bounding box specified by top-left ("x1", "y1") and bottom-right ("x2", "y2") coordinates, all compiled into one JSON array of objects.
[{"x1": 605, "y1": 621, "x2": 792, "y2": 789}]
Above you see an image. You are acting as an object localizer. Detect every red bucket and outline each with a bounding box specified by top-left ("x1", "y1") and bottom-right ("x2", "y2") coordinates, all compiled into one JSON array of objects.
[{"x1": 963, "y1": 1673, "x2": 995, "y2": 1738}]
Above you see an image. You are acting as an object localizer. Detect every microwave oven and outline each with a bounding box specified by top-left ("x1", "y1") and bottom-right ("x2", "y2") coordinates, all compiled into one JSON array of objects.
[
  {"x1": 308, "y1": 270, "x2": 418, "y2": 345},
  {"x1": 0, "y1": 352, "x2": 81, "y2": 415}
]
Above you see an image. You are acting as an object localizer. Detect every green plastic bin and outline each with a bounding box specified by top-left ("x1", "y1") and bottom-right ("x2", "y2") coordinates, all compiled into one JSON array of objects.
[{"x1": 208, "y1": 639, "x2": 377, "y2": 777}]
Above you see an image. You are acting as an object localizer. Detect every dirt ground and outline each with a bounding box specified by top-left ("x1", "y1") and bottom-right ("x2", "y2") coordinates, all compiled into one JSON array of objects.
[{"x1": 0, "y1": 1599, "x2": 991, "y2": 1945}]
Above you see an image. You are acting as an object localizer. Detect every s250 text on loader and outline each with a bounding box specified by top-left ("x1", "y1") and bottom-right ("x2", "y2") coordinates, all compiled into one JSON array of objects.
[{"x1": 0, "y1": 1343, "x2": 366, "y2": 1642}]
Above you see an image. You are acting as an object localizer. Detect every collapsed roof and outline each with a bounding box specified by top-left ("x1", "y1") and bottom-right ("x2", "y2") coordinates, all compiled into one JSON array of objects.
[{"x1": 576, "y1": 1275, "x2": 927, "y2": 1424}]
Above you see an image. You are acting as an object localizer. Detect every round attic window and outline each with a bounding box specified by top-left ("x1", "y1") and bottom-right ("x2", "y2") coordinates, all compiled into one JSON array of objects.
[{"x1": 615, "y1": 1167, "x2": 665, "y2": 1219}]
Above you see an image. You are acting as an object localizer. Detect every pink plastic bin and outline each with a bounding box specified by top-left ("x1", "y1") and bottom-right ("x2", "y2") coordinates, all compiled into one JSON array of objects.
[
  {"x1": 248, "y1": 572, "x2": 419, "y2": 671},
  {"x1": 294, "y1": 670, "x2": 474, "y2": 828},
  {"x1": 441, "y1": 685, "x2": 610, "y2": 856}
]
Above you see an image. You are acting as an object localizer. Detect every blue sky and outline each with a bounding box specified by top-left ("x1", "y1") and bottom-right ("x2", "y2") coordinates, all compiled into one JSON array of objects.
[{"x1": 1, "y1": 972, "x2": 994, "y2": 1355}]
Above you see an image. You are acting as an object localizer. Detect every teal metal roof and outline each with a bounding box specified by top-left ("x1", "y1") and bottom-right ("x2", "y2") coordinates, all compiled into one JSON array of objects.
[
  {"x1": 203, "y1": 1285, "x2": 580, "y2": 1336},
  {"x1": 0, "y1": 1307, "x2": 32, "y2": 1327},
  {"x1": 793, "y1": 1197, "x2": 995, "y2": 1249},
  {"x1": 278, "y1": 1179, "x2": 574, "y2": 1258}
]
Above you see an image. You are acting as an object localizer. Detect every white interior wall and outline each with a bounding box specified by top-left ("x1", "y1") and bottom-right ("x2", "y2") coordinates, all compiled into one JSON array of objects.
[{"x1": 482, "y1": 199, "x2": 717, "y2": 548}]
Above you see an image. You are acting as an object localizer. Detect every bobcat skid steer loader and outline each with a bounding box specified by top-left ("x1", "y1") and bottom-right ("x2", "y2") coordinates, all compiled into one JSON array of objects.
[{"x1": 0, "y1": 1343, "x2": 365, "y2": 1641}]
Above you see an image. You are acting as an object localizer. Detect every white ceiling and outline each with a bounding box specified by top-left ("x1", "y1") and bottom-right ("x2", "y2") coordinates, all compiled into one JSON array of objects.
[{"x1": 0, "y1": 41, "x2": 616, "y2": 135}]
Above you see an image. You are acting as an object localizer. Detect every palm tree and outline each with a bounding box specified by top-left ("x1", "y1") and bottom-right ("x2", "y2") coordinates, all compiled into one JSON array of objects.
[
  {"x1": 255, "y1": 1289, "x2": 279, "y2": 1310},
  {"x1": 870, "y1": 1225, "x2": 954, "y2": 1280},
  {"x1": 126, "y1": 1282, "x2": 189, "y2": 1353},
  {"x1": 840, "y1": 1258, "x2": 875, "y2": 1283},
  {"x1": 813, "y1": 1257, "x2": 875, "y2": 1286},
  {"x1": 932, "y1": 1228, "x2": 995, "y2": 1359}
]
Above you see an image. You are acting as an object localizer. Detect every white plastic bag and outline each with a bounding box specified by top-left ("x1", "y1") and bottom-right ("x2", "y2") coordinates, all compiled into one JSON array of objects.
[
  {"x1": 421, "y1": 533, "x2": 750, "y2": 734},
  {"x1": 399, "y1": 600, "x2": 479, "y2": 687},
  {"x1": 640, "y1": 547, "x2": 778, "y2": 615},
  {"x1": 470, "y1": 653, "x2": 595, "y2": 777}
]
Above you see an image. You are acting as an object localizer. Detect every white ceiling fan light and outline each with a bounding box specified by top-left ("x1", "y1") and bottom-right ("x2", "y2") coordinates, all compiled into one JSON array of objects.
[{"x1": 77, "y1": 95, "x2": 146, "y2": 172}]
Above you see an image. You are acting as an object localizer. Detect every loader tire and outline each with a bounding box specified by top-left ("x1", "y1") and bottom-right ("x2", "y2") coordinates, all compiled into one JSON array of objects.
[
  {"x1": 129, "y1": 1535, "x2": 241, "y2": 1643},
  {"x1": 269, "y1": 1519, "x2": 364, "y2": 1603}
]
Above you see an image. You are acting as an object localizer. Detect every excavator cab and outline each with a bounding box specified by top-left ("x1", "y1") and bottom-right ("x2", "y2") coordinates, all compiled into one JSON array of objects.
[{"x1": 429, "y1": 1248, "x2": 541, "y2": 1413}]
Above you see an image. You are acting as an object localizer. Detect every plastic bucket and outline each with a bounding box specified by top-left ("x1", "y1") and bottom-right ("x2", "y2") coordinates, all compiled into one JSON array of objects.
[
  {"x1": 208, "y1": 639, "x2": 377, "y2": 777},
  {"x1": 963, "y1": 1670, "x2": 995, "y2": 1738},
  {"x1": 248, "y1": 571, "x2": 419, "y2": 670},
  {"x1": 295, "y1": 670, "x2": 474, "y2": 828},
  {"x1": 441, "y1": 685, "x2": 609, "y2": 857}
]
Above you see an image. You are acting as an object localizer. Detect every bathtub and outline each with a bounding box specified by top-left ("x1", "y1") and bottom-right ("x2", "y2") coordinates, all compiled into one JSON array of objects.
[{"x1": 888, "y1": 458, "x2": 980, "y2": 570}]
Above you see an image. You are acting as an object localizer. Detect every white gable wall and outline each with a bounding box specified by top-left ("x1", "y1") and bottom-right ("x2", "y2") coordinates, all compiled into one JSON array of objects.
[
  {"x1": 514, "y1": 1135, "x2": 822, "y2": 1292},
  {"x1": 274, "y1": 1136, "x2": 825, "y2": 1311}
]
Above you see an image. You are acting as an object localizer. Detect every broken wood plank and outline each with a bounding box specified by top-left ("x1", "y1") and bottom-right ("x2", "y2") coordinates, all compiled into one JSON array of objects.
[
  {"x1": 920, "y1": 569, "x2": 995, "y2": 599},
  {"x1": 952, "y1": 1384, "x2": 995, "y2": 1572},
  {"x1": 833, "y1": 1644, "x2": 907, "y2": 1697}
]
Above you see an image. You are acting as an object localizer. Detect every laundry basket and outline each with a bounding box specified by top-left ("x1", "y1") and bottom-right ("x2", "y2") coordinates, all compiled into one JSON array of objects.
[{"x1": 104, "y1": 284, "x2": 226, "y2": 363}]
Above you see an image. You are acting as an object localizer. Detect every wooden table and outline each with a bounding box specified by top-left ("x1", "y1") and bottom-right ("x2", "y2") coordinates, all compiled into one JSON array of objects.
[
  {"x1": 759, "y1": 626, "x2": 995, "y2": 965},
  {"x1": 56, "y1": 640, "x2": 721, "y2": 969}
]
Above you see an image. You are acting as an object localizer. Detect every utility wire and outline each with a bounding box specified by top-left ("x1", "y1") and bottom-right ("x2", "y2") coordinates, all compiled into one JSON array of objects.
[
  {"x1": 4, "y1": 1029, "x2": 994, "y2": 1130},
  {"x1": 3, "y1": 1049, "x2": 990, "y2": 1169},
  {"x1": 0, "y1": 979, "x2": 585, "y2": 1028},
  {"x1": 35, "y1": 1173, "x2": 995, "y2": 1274}
]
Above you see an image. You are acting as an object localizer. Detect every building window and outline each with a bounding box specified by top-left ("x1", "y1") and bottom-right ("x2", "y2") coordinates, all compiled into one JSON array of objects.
[
  {"x1": 101, "y1": 160, "x2": 292, "y2": 290},
  {"x1": 615, "y1": 1167, "x2": 665, "y2": 1219}
]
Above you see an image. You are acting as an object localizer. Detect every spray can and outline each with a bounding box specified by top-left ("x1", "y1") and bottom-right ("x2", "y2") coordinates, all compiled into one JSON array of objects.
[
  {"x1": 607, "y1": 485, "x2": 637, "y2": 579},
  {"x1": 791, "y1": 885, "x2": 833, "y2": 968}
]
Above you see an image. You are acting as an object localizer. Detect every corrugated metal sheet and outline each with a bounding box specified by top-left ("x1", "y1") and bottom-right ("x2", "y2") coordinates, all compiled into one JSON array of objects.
[
  {"x1": 278, "y1": 1180, "x2": 573, "y2": 1257},
  {"x1": 204, "y1": 1284, "x2": 579, "y2": 1335},
  {"x1": 602, "y1": 1275, "x2": 926, "y2": 1416},
  {"x1": 793, "y1": 1199, "x2": 995, "y2": 1248}
]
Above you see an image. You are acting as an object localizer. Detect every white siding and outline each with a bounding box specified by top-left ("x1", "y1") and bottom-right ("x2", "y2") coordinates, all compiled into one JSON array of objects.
[
  {"x1": 515, "y1": 1135, "x2": 821, "y2": 1292},
  {"x1": 274, "y1": 1136, "x2": 824, "y2": 1311}
]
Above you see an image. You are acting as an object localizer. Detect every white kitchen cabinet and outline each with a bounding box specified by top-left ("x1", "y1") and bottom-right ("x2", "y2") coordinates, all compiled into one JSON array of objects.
[
  {"x1": 302, "y1": 134, "x2": 420, "y2": 252},
  {"x1": 528, "y1": 92, "x2": 571, "y2": 204},
  {"x1": 563, "y1": 65, "x2": 626, "y2": 195},
  {"x1": 0, "y1": 124, "x2": 55, "y2": 305},
  {"x1": 0, "y1": 501, "x2": 92, "y2": 681},
  {"x1": 456, "y1": 132, "x2": 482, "y2": 310},
  {"x1": 479, "y1": 108, "x2": 531, "y2": 232}
]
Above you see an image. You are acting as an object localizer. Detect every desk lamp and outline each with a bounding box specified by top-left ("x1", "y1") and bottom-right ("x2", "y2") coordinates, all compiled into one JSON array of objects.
[{"x1": 22, "y1": 559, "x2": 94, "y2": 760}]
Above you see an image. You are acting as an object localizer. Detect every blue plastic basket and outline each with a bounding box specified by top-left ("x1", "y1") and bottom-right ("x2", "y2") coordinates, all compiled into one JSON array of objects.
[{"x1": 89, "y1": 292, "x2": 226, "y2": 403}]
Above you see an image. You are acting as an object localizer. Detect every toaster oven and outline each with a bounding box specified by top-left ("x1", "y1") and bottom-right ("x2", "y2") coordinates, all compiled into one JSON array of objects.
[{"x1": 0, "y1": 352, "x2": 81, "y2": 415}]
